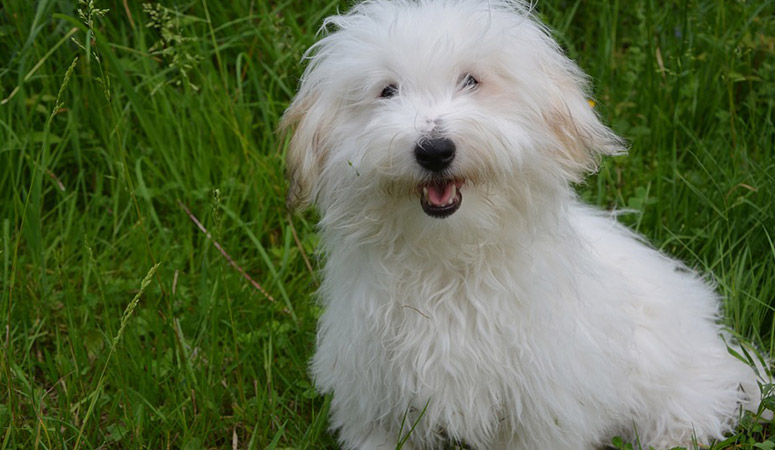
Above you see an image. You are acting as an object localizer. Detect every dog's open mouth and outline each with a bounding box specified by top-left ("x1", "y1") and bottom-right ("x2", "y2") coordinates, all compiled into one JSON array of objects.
[{"x1": 419, "y1": 179, "x2": 464, "y2": 218}]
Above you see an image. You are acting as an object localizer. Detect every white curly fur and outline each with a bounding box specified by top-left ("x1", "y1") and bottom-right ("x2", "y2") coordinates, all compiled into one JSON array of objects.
[{"x1": 281, "y1": 1, "x2": 765, "y2": 449}]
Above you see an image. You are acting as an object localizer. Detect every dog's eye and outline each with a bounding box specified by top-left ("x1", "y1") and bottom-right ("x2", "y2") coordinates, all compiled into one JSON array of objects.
[
  {"x1": 380, "y1": 84, "x2": 398, "y2": 99},
  {"x1": 461, "y1": 74, "x2": 479, "y2": 90}
]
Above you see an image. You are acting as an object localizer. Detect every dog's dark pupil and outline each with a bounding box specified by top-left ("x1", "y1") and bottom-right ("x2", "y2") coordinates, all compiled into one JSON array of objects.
[
  {"x1": 463, "y1": 74, "x2": 478, "y2": 88},
  {"x1": 380, "y1": 84, "x2": 398, "y2": 98}
]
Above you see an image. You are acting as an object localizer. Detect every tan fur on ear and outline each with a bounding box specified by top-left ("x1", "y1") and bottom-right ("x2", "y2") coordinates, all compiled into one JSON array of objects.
[
  {"x1": 279, "y1": 92, "x2": 331, "y2": 211},
  {"x1": 542, "y1": 76, "x2": 626, "y2": 181}
]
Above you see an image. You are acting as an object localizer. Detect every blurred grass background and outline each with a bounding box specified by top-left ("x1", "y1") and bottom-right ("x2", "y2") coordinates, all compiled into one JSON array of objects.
[{"x1": 0, "y1": 0, "x2": 773, "y2": 448}]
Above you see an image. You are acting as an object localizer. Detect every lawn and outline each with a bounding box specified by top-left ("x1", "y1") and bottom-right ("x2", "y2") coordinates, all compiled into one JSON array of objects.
[{"x1": 1, "y1": 0, "x2": 773, "y2": 448}]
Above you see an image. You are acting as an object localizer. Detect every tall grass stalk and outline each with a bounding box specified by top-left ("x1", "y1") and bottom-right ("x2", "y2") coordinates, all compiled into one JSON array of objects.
[{"x1": 73, "y1": 263, "x2": 159, "y2": 450}]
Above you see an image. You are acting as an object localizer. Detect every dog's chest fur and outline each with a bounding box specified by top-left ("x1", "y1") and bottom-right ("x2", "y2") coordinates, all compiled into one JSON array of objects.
[{"x1": 313, "y1": 228, "x2": 629, "y2": 448}]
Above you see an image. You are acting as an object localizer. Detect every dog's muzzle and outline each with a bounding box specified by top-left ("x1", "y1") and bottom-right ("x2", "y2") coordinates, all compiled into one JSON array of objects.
[{"x1": 415, "y1": 137, "x2": 463, "y2": 218}]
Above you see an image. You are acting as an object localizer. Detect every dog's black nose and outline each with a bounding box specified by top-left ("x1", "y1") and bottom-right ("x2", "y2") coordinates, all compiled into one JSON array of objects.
[{"x1": 414, "y1": 137, "x2": 456, "y2": 172}]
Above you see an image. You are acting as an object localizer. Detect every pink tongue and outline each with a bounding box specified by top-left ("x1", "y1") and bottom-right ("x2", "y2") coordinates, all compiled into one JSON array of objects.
[{"x1": 427, "y1": 181, "x2": 454, "y2": 206}]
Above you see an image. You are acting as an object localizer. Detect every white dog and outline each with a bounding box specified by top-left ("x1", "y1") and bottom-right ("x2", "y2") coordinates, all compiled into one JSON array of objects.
[{"x1": 281, "y1": 1, "x2": 765, "y2": 449}]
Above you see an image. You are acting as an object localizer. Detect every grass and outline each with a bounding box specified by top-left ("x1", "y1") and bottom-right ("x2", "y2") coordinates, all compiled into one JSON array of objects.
[{"x1": 0, "y1": 0, "x2": 773, "y2": 448}]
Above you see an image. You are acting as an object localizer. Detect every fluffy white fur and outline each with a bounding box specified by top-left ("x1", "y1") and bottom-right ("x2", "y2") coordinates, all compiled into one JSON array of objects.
[{"x1": 281, "y1": 1, "x2": 765, "y2": 449}]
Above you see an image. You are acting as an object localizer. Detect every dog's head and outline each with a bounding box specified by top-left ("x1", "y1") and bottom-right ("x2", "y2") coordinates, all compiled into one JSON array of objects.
[{"x1": 281, "y1": 0, "x2": 624, "y2": 229}]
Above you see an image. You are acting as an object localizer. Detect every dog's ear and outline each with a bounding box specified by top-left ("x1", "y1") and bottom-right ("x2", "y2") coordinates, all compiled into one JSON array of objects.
[
  {"x1": 279, "y1": 89, "x2": 331, "y2": 211},
  {"x1": 540, "y1": 63, "x2": 627, "y2": 181}
]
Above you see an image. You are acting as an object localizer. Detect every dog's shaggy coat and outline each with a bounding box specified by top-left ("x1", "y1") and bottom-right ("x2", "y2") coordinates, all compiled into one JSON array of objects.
[{"x1": 281, "y1": 1, "x2": 765, "y2": 449}]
